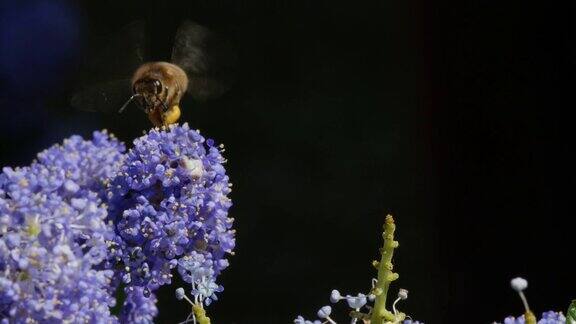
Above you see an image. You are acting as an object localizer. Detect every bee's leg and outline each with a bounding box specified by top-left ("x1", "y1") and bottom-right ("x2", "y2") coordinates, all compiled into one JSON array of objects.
[
  {"x1": 155, "y1": 94, "x2": 169, "y2": 113},
  {"x1": 147, "y1": 109, "x2": 164, "y2": 127}
]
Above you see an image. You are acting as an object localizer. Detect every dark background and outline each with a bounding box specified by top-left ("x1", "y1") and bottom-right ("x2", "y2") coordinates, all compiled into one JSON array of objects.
[{"x1": 0, "y1": 0, "x2": 573, "y2": 323}]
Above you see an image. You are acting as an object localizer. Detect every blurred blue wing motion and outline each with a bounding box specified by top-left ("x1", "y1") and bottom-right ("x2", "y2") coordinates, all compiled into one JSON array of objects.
[
  {"x1": 70, "y1": 21, "x2": 148, "y2": 112},
  {"x1": 70, "y1": 79, "x2": 132, "y2": 113}
]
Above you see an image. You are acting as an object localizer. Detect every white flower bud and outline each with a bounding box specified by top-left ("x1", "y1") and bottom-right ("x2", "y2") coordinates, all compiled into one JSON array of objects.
[
  {"x1": 510, "y1": 277, "x2": 528, "y2": 292},
  {"x1": 398, "y1": 288, "x2": 408, "y2": 300},
  {"x1": 330, "y1": 289, "x2": 341, "y2": 303},
  {"x1": 175, "y1": 287, "x2": 185, "y2": 300},
  {"x1": 317, "y1": 305, "x2": 332, "y2": 319}
]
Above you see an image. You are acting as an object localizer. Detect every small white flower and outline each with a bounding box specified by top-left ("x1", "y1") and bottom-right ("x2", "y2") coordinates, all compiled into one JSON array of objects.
[
  {"x1": 346, "y1": 294, "x2": 367, "y2": 309},
  {"x1": 63, "y1": 180, "x2": 79, "y2": 193},
  {"x1": 181, "y1": 157, "x2": 204, "y2": 180}
]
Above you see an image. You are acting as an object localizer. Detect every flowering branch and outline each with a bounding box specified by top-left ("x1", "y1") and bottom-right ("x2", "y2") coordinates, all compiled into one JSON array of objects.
[
  {"x1": 293, "y1": 214, "x2": 417, "y2": 324},
  {"x1": 370, "y1": 214, "x2": 403, "y2": 324}
]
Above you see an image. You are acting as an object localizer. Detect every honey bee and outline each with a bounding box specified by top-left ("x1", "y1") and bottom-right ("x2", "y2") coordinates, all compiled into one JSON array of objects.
[
  {"x1": 71, "y1": 20, "x2": 235, "y2": 127},
  {"x1": 119, "y1": 62, "x2": 187, "y2": 126}
]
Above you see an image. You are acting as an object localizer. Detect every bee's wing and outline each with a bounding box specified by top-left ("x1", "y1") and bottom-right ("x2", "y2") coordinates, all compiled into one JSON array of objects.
[
  {"x1": 70, "y1": 20, "x2": 148, "y2": 112},
  {"x1": 171, "y1": 20, "x2": 236, "y2": 100},
  {"x1": 70, "y1": 79, "x2": 132, "y2": 113},
  {"x1": 77, "y1": 20, "x2": 148, "y2": 83}
]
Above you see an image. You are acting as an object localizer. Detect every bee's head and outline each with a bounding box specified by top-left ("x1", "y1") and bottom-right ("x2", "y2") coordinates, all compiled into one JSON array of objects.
[
  {"x1": 133, "y1": 78, "x2": 167, "y2": 112},
  {"x1": 119, "y1": 78, "x2": 168, "y2": 114}
]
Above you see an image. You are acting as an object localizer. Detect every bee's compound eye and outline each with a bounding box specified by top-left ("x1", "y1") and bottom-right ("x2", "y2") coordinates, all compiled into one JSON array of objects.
[{"x1": 154, "y1": 80, "x2": 162, "y2": 94}]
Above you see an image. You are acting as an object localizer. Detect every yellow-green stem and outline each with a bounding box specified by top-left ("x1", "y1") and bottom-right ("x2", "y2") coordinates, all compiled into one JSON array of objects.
[
  {"x1": 193, "y1": 304, "x2": 211, "y2": 324},
  {"x1": 525, "y1": 310, "x2": 536, "y2": 324},
  {"x1": 370, "y1": 215, "x2": 400, "y2": 323}
]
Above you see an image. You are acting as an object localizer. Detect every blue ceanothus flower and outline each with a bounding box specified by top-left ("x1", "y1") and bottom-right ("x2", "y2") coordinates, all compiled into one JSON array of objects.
[
  {"x1": 35, "y1": 130, "x2": 126, "y2": 198},
  {"x1": 0, "y1": 131, "x2": 123, "y2": 322},
  {"x1": 501, "y1": 311, "x2": 566, "y2": 324},
  {"x1": 0, "y1": 125, "x2": 235, "y2": 322},
  {"x1": 106, "y1": 123, "x2": 235, "y2": 305}
]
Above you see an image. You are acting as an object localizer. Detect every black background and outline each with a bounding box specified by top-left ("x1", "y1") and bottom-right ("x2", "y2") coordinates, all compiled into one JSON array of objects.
[{"x1": 0, "y1": 0, "x2": 574, "y2": 323}]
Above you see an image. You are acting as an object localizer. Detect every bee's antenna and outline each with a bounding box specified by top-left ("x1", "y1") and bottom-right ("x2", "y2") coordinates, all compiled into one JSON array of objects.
[{"x1": 119, "y1": 93, "x2": 143, "y2": 113}]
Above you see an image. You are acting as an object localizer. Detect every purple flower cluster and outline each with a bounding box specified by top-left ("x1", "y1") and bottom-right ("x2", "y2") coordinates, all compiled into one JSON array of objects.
[
  {"x1": 501, "y1": 311, "x2": 566, "y2": 324},
  {"x1": 106, "y1": 124, "x2": 234, "y2": 304},
  {"x1": 0, "y1": 131, "x2": 122, "y2": 322},
  {"x1": 0, "y1": 124, "x2": 235, "y2": 322},
  {"x1": 35, "y1": 131, "x2": 126, "y2": 198}
]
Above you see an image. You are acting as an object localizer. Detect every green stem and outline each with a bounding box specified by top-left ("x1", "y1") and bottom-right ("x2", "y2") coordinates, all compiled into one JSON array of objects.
[
  {"x1": 370, "y1": 215, "x2": 400, "y2": 324},
  {"x1": 524, "y1": 310, "x2": 536, "y2": 324},
  {"x1": 192, "y1": 303, "x2": 211, "y2": 324},
  {"x1": 567, "y1": 300, "x2": 576, "y2": 324}
]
